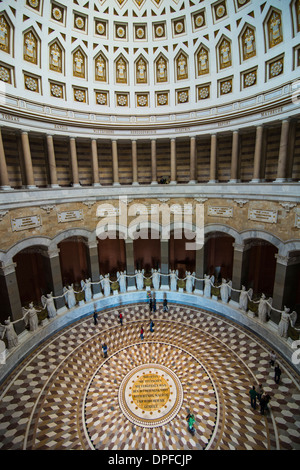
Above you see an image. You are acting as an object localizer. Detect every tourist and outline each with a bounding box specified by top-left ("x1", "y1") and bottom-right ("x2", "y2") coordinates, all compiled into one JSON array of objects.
[
  {"x1": 256, "y1": 384, "x2": 264, "y2": 403},
  {"x1": 102, "y1": 342, "x2": 108, "y2": 358},
  {"x1": 269, "y1": 350, "x2": 276, "y2": 367},
  {"x1": 150, "y1": 319, "x2": 154, "y2": 332},
  {"x1": 274, "y1": 364, "x2": 282, "y2": 384},
  {"x1": 119, "y1": 311, "x2": 123, "y2": 326},
  {"x1": 93, "y1": 311, "x2": 98, "y2": 325},
  {"x1": 249, "y1": 386, "x2": 257, "y2": 409}
]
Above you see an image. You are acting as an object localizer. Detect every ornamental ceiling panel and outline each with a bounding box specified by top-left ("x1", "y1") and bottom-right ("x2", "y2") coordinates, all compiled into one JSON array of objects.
[{"x1": 0, "y1": 0, "x2": 297, "y2": 119}]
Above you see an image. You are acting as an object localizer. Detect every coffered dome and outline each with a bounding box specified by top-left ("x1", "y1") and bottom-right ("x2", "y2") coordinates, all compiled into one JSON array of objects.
[{"x1": 0, "y1": 0, "x2": 299, "y2": 122}]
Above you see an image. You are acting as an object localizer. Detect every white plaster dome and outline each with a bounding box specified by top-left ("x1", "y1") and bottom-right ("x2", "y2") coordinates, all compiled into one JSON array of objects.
[{"x1": 0, "y1": 0, "x2": 299, "y2": 122}]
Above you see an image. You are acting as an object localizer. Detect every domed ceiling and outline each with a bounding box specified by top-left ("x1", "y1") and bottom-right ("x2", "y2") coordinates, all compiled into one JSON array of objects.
[{"x1": 0, "y1": 0, "x2": 299, "y2": 118}]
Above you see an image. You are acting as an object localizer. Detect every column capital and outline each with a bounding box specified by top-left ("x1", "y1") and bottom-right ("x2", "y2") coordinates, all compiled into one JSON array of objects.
[
  {"x1": 0, "y1": 262, "x2": 17, "y2": 276},
  {"x1": 232, "y1": 242, "x2": 245, "y2": 252},
  {"x1": 275, "y1": 253, "x2": 300, "y2": 266},
  {"x1": 46, "y1": 248, "x2": 60, "y2": 259}
]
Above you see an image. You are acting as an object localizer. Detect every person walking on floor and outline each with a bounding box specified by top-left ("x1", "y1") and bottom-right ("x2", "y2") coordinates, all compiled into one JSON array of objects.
[
  {"x1": 163, "y1": 297, "x2": 168, "y2": 312},
  {"x1": 269, "y1": 350, "x2": 276, "y2": 367},
  {"x1": 256, "y1": 384, "x2": 264, "y2": 403},
  {"x1": 93, "y1": 311, "x2": 98, "y2": 325},
  {"x1": 274, "y1": 364, "x2": 282, "y2": 384},
  {"x1": 249, "y1": 386, "x2": 257, "y2": 409},
  {"x1": 102, "y1": 342, "x2": 108, "y2": 358},
  {"x1": 260, "y1": 393, "x2": 271, "y2": 415},
  {"x1": 150, "y1": 318, "x2": 154, "y2": 333},
  {"x1": 140, "y1": 326, "x2": 144, "y2": 340},
  {"x1": 119, "y1": 311, "x2": 123, "y2": 326}
]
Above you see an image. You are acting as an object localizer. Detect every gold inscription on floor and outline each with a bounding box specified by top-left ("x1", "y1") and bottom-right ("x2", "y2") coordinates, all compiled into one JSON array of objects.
[
  {"x1": 131, "y1": 373, "x2": 170, "y2": 411},
  {"x1": 118, "y1": 363, "x2": 184, "y2": 428}
]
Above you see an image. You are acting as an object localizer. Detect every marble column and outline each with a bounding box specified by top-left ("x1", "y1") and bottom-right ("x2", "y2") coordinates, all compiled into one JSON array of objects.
[
  {"x1": 229, "y1": 131, "x2": 240, "y2": 183},
  {"x1": 194, "y1": 245, "x2": 205, "y2": 293},
  {"x1": 46, "y1": 135, "x2": 59, "y2": 188},
  {"x1": 272, "y1": 254, "x2": 300, "y2": 322},
  {"x1": 132, "y1": 139, "x2": 139, "y2": 186},
  {"x1": 112, "y1": 140, "x2": 120, "y2": 186},
  {"x1": 151, "y1": 139, "x2": 158, "y2": 185},
  {"x1": 160, "y1": 240, "x2": 169, "y2": 289},
  {"x1": 21, "y1": 131, "x2": 36, "y2": 189},
  {"x1": 208, "y1": 134, "x2": 218, "y2": 183},
  {"x1": 0, "y1": 129, "x2": 11, "y2": 190},
  {"x1": 39, "y1": 248, "x2": 66, "y2": 311},
  {"x1": 275, "y1": 120, "x2": 290, "y2": 182},
  {"x1": 86, "y1": 241, "x2": 101, "y2": 297},
  {"x1": 170, "y1": 138, "x2": 177, "y2": 185},
  {"x1": 251, "y1": 125, "x2": 264, "y2": 182},
  {"x1": 125, "y1": 239, "x2": 136, "y2": 290},
  {"x1": 0, "y1": 262, "x2": 24, "y2": 334},
  {"x1": 189, "y1": 136, "x2": 197, "y2": 184},
  {"x1": 70, "y1": 137, "x2": 80, "y2": 187},
  {"x1": 230, "y1": 243, "x2": 248, "y2": 303},
  {"x1": 91, "y1": 139, "x2": 100, "y2": 187}
]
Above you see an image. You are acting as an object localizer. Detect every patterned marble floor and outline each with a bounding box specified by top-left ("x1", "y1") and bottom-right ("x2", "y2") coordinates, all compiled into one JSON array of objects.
[{"x1": 0, "y1": 302, "x2": 299, "y2": 451}]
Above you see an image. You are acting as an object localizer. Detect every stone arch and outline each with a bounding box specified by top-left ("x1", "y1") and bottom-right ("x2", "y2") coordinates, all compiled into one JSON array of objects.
[
  {"x1": 240, "y1": 229, "x2": 283, "y2": 250},
  {"x1": 0, "y1": 236, "x2": 51, "y2": 267}
]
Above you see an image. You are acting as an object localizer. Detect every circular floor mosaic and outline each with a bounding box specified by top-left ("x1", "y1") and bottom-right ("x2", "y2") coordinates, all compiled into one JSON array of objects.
[
  {"x1": 0, "y1": 303, "x2": 299, "y2": 451},
  {"x1": 83, "y1": 342, "x2": 218, "y2": 449}
]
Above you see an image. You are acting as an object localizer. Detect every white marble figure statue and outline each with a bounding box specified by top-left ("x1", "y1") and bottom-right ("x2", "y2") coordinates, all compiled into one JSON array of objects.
[
  {"x1": 81, "y1": 278, "x2": 92, "y2": 302},
  {"x1": 204, "y1": 274, "x2": 214, "y2": 298},
  {"x1": 220, "y1": 279, "x2": 232, "y2": 303},
  {"x1": 117, "y1": 271, "x2": 127, "y2": 293},
  {"x1": 41, "y1": 292, "x2": 57, "y2": 318},
  {"x1": 100, "y1": 274, "x2": 111, "y2": 297},
  {"x1": 185, "y1": 271, "x2": 195, "y2": 293},
  {"x1": 278, "y1": 307, "x2": 297, "y2": 338},
  {"x1": 135, "y1": 270, "x2": 144, "y2": 290},
  {"x1": 239, "y1": 286, "x2": 253, "y2": 312},
  {"x1": 22, "y1": 302, "x2": 40, "y2": 332},
  {"x1": 63, "y1": 284, "x2": 77, "y2": 309},
  {"x1": 3, "y1": 317, "x2": 18, "y2": 349},
  {"x1": 151, "y1": 269, "x2": 161, "y2": 291},
  {"x1": 258, "y1": 294, "x2": 272, "y2": 323},
  {"x1": 169, "y1": 270, "x2": 178, "y2": 292}
]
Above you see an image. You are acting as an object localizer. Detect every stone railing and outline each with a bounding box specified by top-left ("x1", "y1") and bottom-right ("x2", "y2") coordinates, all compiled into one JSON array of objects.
[{"x1": 1, "y1": 269, "x2": 299, "y2": 363}]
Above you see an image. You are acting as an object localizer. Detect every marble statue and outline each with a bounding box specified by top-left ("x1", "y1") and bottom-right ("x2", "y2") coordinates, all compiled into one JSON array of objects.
[
  {"x1": 41, "y1": 292, "x2": 57, "y2": 318},
  {"x1": 278, "y1": 307, "x2": 297, "y2": 338},
  {"x1": 239, "y1": 286, "x2": 253, "y2": 312},
  {"x1": 151, "y1": 269, "x2": 160, "y2": 291},
  {"x1": 185, "y1": 271, "x2": 195, "y2": 293},
  {"x1": 169, "y1": 270, "x2": 178, "y2": 292},
  {"x1": 117, "y1": 271, "x2": 127, "y2": 293},
  {"x1": 258, "y1": 294, "x2": 272, "y2": 323},
  {"x1": 23, "y1": 302, "x2": 40, "y2": 332},
  {"x1": 204, "y1": 274, "x2": 214, "y2": 298},
  {"x1": 100, "y1": 274, "x2": 111, "y2": 297},
  {"x1": 63, "y1": 284, "x2": 77, "y2": 309},
  {"x1": 81, "y1": 278, "x2": 92, "y2": 302},
  {"x1": 135, "y1": 270, "x2": 144, "y2": 290},
  {"x1": 3, "y1": 317, "x2": 18, "y2": 349},
  {"x1": 220, "y1": 279, "x2": 232, "y2": 303}
]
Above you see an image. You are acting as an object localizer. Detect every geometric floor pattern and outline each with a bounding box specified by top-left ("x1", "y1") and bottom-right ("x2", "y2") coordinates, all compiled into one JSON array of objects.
[{"x1": 0, "y1": 302, "x2": 299, "y2": 451}]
